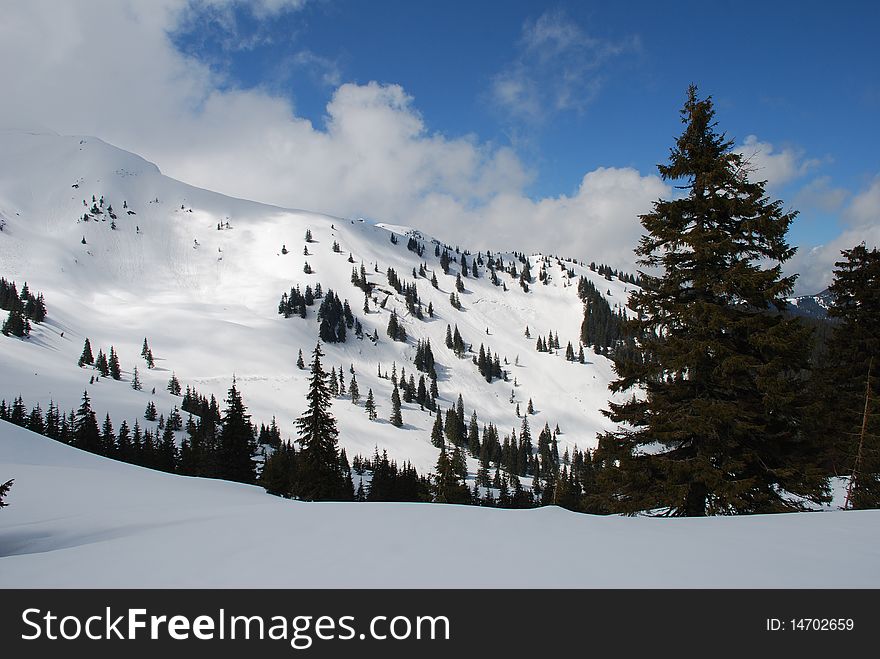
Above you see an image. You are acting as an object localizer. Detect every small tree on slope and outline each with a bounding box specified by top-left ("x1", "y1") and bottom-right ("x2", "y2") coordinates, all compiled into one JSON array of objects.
[{"x1": 294, "y1": 343, "x2": 348, "y2": 500}]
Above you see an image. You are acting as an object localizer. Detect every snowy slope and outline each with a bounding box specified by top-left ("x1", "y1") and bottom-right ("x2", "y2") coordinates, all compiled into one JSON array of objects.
[
  {"x1": 0, "y1": 128, "x2": 636, "y2": 476},
  {"x1": 3, "y1": 421, "x2": 878, "y2": 588}
]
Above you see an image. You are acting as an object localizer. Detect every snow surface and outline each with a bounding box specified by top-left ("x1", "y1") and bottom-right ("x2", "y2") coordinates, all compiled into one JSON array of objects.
[{"x1": 2, "y1": 421, "x2": 879, "y2": 588}]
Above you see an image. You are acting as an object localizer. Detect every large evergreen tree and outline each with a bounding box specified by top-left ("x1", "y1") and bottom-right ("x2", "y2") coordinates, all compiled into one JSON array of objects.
[
  {"x1": 294, "y1": 343, "x2": 348, "y2": 500},
  {"x1": 602, "y1": 85, "x2": 827, "y2": 516}
]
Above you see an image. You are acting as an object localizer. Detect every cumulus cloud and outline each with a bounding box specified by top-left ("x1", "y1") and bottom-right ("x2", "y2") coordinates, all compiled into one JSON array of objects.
[
  {"x1": 734, "y1": 135, "x2": 822, "y2": 190},
  {"x1": 793, "y1": 176, "x2": 849, "y2": 213},
  {"x1": 0, "y1": 0, "x2": 663, "y2": 274},
  {"x1": 788, "y1": 176, "x2": 880, "y2": 294},
  {"x1": 489, "y1": 10, "x2": 639, "y2": 123}
]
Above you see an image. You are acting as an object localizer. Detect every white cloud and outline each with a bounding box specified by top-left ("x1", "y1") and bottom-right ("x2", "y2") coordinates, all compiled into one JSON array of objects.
[
  {"x1": 734, "y1": 135, "x2": 821, "y2": 190},
  {"x1": 489, "y1": 10, "x2": 639, "y2": 122},
  {"x1": 0, "y1": 0, "x2": 664, "y2": 275},
  {"x1": 788, "y1": 176, "x2": 880, "y2": 294},
  {"x1": 793, "y1": 176, "x2": 849, "y2": 213}
]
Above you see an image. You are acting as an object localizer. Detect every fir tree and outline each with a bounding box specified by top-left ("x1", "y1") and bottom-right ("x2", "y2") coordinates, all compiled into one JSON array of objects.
[
  {"x1": 294, "y1": 343, "x2": 348, "y2": 500},
  {"x1": 602, "y1": 86, "x2": 826, "y2": 516},
  {"x1": 350, "y1": 374, "x2": 360, "y2": 404},
  {"x1": 78, "y1": 338, "x2": 95, "y2": 367},
  {"x1": 297, "y1": 349, "x2": 305, "y2": 370},
  {"x1": 390, "y1": 382, "x2": 403, "y2": 427},
  {"x1": 74, "y1": 390, "x2": 101, "y2": 453},
  {"x1": 167, "y1": 372, "x2": 181, "y2": 396},
  {"x1": 95, "y1": 350, "x2": 109, "y2": 377},
  {"x1": 131, "y1": 365, "x2": 142, "y2": 391},
  {"x1": 218, "y1": 377, "x2": 257, "y2": 484},
  {"x1": 365, "y1": 388, "x2": 377, "y2": 420},
  {"x1": 0, "y1": 479, "x2": 12, "y2": 509},
  {"x1": 108, "y1": 347, "x2": 121, "y2": 380}
]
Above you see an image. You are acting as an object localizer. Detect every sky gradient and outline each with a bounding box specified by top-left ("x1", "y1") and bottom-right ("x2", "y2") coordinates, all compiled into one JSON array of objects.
[{"x1": 2, "y1": 0, "x2": 878, "y2": 293}]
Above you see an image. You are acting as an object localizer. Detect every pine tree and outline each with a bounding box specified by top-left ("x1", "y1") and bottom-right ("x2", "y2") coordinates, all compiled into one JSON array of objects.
[
  {"x1": 167, "y1": 372, "x2": 181, "y2": 396},
  {"x1": 78, "y1": 338, "x2": 95, "y2": 367},
  {"x1": 390, "y1": 382, "x2": 403, "y2": 427},
  {"x1": 296, "y1": 349, "x2": 305, "y2": 370},
  {"x1": 131, "y1": 365, "x2": 142, "y2": 390},
  {"x1": 141, "y1": 338, "x2": 149, "y2": 358},
  {"x1": 365, "y1": 388, "x2": 377, "y2": 420},
  {"x1": 294, "y1": 343, "x2": 348, "y2": 500},
  {"x1": 602, "y1": 86, "x2": 826, "y2": 516}
]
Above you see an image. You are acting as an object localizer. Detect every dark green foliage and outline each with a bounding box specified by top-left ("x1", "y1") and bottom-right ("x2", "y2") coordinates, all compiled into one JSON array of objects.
[
  {"x1": 95, "y1": 350, "x2": 109, "y2": 377},
  {"x1": 414, "y1": 338, "x2": 437, "y2": 378},
  {"x1": 365, "y1": 449, "x2": 429, "y2": 502},
  {"x1": 78, "y1": 338, "x2": 95, "y2": 366},
  {"x1": 390, "y1": 383, "x2": 403, "y2": 427},
  {"x1": 817, "y1": 245, "x2": 880, "y2": 509},
  {"x1": 74, "y1": 390, "x2": 101, "y2": 453},
  {"x1": 0, "y1": 479, "x2": 12, "y2": 509},
  {"x1": 364, "y1": 388, "x2": 377, "y2": 420},
  {"x1": 602, "y1": 86, "x2": 827, "y2": 516},
  {"x1": 386, "y1": 308, "x2": 407, "y2": 342},
  {"x1": 317, "y1": 289, "x2": 351, "y2": 343},
  {"x1": 294, "y1": 344, "x2": 349, "y2": 500},
  {"x1": 108, "y1": 347, "x2": 121, "y2": 380},
  {"x1": 260, "y1": 442, "x2": 299, "y2": 497},
  {"x1": 217, "y1": 378, "x2": 257, "y2": 484},
  {"x1": 167, "y1": 372, "x2": 181, "y2": 396},
  {"x1": 433, "y1": 446, "x2": 471, "y2": 504},
  {"x1": 0, "y1": 278, "x2": 46, "y2": 328}
]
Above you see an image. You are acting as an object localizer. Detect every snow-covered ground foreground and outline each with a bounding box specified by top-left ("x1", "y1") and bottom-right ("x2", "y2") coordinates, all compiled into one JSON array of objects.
[{"x1": 2, "y1": 421, "x2": 878, "y2": 588}]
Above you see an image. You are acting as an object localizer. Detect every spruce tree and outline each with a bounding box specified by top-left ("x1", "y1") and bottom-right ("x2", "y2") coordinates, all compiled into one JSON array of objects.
[
  {"x1": 602, "y1": 85, "x2": 826, "y2": 516},
  {"x1": 297, "y1": 349, "x2": 305, "y2": 370},
  {"x1": 217, "y1": 378, "x2": 257, "y2": 484},
  {"x1": 131, "y1": 365, "x2": 142, "y2": 390},
  {"x1": 294, "y1": 343, "x2": 348, "y2": 500}
]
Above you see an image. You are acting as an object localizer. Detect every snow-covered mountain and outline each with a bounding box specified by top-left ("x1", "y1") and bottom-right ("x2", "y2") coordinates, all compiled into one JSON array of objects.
[
  {"x1": 0, "y1": 128, "x2": 634, "y2": 477},
  {"x1": 787, "y1": 289, "x2": 835, "y2": 320}
]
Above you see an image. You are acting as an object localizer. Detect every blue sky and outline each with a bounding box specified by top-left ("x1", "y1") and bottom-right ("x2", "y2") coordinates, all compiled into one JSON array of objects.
[
  {"x1": 2, "y1": 0, "x2": 878, "y2": 293},
  {"x1": 171, "y1": 0, "x2": 880, "y2": 250}
]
